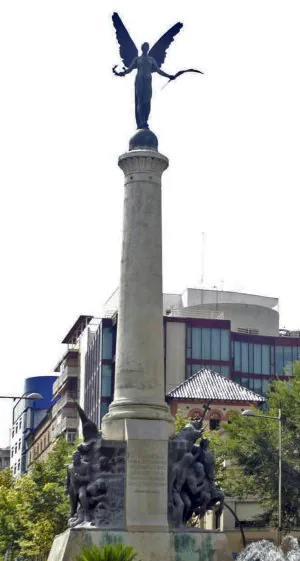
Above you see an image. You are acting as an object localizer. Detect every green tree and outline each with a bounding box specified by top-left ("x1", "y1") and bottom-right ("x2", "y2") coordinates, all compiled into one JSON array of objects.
[
  {"x1": 0, "y1": 468, "x2": 20, "y2": 559},
  {"x1": 0, "y1": 436, "x2": 76, "y2": 560},
  {"x1": 222, "y1": 361, "x2": 300, "y2": 530}
]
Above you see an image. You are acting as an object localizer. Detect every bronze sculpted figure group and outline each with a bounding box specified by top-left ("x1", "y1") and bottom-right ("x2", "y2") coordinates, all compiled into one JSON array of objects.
[
  {"x1": 169, "y1": 418, "x2": 224, "y2": 527},
  {"x1": 65, "y1": 403, "x2": 125, "y2": 528},
  {"x1": 112, "y1": 13, "x2": 203, "y2": 131},
  {"x1": 66, "y1": 402, "x2": 224, "y2": 529}
]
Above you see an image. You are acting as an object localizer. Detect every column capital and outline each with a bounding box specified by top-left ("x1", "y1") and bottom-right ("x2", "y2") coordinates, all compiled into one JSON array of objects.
[{"x1": 118, "y1": 150, "x2": 169, "y2": 179}]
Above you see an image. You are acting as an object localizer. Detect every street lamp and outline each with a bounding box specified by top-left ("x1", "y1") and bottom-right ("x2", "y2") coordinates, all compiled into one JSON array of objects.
[
  {"x1": 0, "y1": 392, "x2": 44, "y2": 400},
  {"x1": 242, "y1": 404, "x2": 282, "y2": 545}
]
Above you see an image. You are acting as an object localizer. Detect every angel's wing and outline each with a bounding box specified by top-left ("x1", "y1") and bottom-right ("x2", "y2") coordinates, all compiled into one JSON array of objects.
[
  {"x1": 149, "y1": 22, "x2": 183, "y2": 68},
  {"x1": 112, "y1": 13, "x2": 138, "y2": 69}
]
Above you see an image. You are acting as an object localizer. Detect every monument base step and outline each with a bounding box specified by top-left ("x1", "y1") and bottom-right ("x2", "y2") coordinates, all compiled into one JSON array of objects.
[{"x1": 48, "y1": 527, "x2": 232, "y2": 561}]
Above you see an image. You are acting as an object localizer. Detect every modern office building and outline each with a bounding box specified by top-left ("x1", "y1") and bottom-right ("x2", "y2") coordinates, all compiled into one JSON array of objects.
[
  {"x1": 10, "y1": 376, "x2": 57, "y2": 476},
  {"x1": 0, "y1": 447, "x2": 10, "y2": 471},
  {"x1": 83, "y1": 287, "x2": 300, "y2": 426}
]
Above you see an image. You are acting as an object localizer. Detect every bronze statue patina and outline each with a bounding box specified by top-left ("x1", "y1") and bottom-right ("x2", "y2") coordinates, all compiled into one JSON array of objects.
[
  {"x1": 112, "y1": 13, "x2": 203, "y2": 132},
  {"x1": 66, "y1": 450, "x2": 90, "y2": 525}
]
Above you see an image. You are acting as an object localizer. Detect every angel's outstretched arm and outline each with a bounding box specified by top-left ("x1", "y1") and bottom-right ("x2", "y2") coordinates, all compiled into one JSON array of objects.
[
  {"x1": 152, "y1": 59, "x2": 174, "y2": 80},
  {"x1": 119, "y1": 57, "x2": 137, "y2": 76}
]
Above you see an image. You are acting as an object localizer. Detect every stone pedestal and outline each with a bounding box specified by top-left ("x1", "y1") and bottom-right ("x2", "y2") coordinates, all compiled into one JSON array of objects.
[{"x1": 48, "y1": 528, "x2": 232, "y2": 561}]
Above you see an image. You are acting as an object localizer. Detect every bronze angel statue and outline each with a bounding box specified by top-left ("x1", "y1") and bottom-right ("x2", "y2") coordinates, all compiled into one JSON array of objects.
[{"x1": 112, "y1": 13, "x2": 203, "y2": 130}]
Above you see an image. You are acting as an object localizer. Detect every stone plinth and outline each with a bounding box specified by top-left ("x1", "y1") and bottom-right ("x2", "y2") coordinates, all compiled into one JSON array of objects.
[
  {"x1": 102, "y1": 149, "x2": 174, "y2": 441},
  {"x1": 48, "y1": 528, "x2": 232, "y2": 561}
]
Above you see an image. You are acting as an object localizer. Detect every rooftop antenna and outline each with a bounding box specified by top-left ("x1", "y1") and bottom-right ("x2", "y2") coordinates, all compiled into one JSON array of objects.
[
  {"x1": 200, "y1": 232, "x2": 205, "y2": 288},
  {"x1": 200, "y1": 232, "x2": 206, "y2": 306}
]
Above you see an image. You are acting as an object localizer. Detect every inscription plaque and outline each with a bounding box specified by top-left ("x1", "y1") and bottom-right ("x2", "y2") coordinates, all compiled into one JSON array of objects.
[
  {"x1": 127, "y1": 451, "x2": 167, "y2": 492},
  {"x1": 126, "y1": 438, "x2": 169, "y2": 528}
]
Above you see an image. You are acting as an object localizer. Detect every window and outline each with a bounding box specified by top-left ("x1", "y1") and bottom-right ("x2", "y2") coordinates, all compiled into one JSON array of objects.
[
  {"x1": 209, "y1": 413, "x2": 221, "y2": 431},
  {"x1": 44, "y1": 436, "x2": 47, "y2": 449},
  {"x1": 275, "y1": 346, "x2": 284, "y2": 375},
  {"x1": 101, "y1": 365, "x2": 113, "y2": 397},
  {"x1": 254, "y1": 344, "x2": 262, "y2": 374},
  {"x1": 14, "y1": 443, "x2": 17, "y2": 454},
  {"x1": 211, "y1": 329, "x2": 221, "y2": 360},
  {"x1": 66, "y1": 430, "x2": 77, "y2": 443},
  {"x1": 241, "y1": 343, "x2": 249, "y2": 373},
  {"x1": 12, "y1": 427, "x2": 15, "y2": 438},
  {"x1": 202, "y1": 328, "x2": 211, "y2": 359},
  {"x1": 102, "y1": 328, "x2": 113, "y2": 359},
  {"x1": 19, "y1": 418, "x2": 22, "y2": 431},
  {"x1": 237, "y1": 376, "x2": 269, "y2": 397},
  {"x1": 234, "y1": 341, "x2": 241, "y2": 371},
  {"x1": 191, "y1": 327, "x2": 201, "y2": 358},
  {"x1": 17, "y1": 459, "x2": 20, "y2": 471},
  {"x1": 13, "y1": 464, "x2": 17, "y2": 475},
  {"x1": 234, "y1": 342, "x2": 271, "y2": 375},
  {"x1": 11, "y1": 447, "x2": 14, "y2": 458},
  {"x1": 262, "y1": 345, "x2": 270, "y2": 375},
  {"x1": 186, "y1": 326, "x2": 192, "y2": 358},
  {"x1": 187, "y1": 363, "x2": 230, "y2": 378},
  {"x1": 220, "y1": 330, "x2": 230, "y2": 360},
  {"x1": 187, "y1": 326, "x2": 230, "y2": 361},
  {"x1": 100, "y1": 402, "x2": 109, "y2": 423}
]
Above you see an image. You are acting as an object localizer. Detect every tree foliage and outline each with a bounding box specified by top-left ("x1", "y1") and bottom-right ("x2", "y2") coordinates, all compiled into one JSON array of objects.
[
  {"x1": 222, "y1": 362, "x2": 300, "y2": 530},
  {"x1": 0, "y1": 437, "x2": 76, "y2": 559}
]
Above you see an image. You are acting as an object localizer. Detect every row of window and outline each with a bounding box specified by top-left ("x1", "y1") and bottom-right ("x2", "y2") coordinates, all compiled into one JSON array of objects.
[
  {"x1": 11, "y1": 438, "x2": 22, "y2": 457},
  {"x1": 233, "y1": 376, "x2": 269, "y2": 396},
  {"x1": 12, "y1": 459, "x2": 21, "y2": 475},
  {"x1": 233, "y1": 342, "x2": 299, "y2": 376},
  {"x1": 28, "y1": 431, "x2": 51, "y2": 465},
  {"x1": 85, "y1": 324, "x2": 115, "y2": 425},
  {"x1": 12, "y1": 417, "x2": 22, "y2": 438},
  {"x1": 186, "y1": 327, "x2": 230, "y2": 361},
  {"x1": 186, "y1": 363, "x2": 230, "y2": 379}
]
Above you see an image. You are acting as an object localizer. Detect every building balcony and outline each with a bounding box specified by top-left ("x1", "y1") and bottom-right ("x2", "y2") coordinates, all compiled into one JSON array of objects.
[
  {"x1": 54, "y1": 416, "x2": 78, "y2": 438},
  {"x1": 53, "y1": 365, "x2": 79, "y2": 396},
  {"x1": 52, "y1": 392, "x2": 79, "y2": 418}
]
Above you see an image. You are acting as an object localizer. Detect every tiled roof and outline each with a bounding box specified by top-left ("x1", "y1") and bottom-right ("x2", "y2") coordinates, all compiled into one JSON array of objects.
[{"x1": 167, "y1": 368, "x2": 265, "y2": 402}]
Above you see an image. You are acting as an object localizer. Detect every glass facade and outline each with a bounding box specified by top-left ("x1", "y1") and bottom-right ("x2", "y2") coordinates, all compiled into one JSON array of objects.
[
  {"x1": 84, "y1": 321, "x2": 115, "y2": 427},
  {"x1": 187, "y1": 326, "x2": 230, "y2": 361},
  {"x1": 186, "y1": 325, "x2": 231, "y2": 381},
  {"x1": 186, "y1": 363, "x2": 230, "y2": 378},
  {"x1": 234, "y1": 376, "x2": 270, "y2": 397},
  {"x1": 232, "y1": 341, "x2": 299, "y2": 376}
]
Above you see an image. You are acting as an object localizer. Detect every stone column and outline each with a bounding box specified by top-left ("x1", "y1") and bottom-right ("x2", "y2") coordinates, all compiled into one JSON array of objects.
[
  {"x1": 102, "y1": 147, "x2": 174, "y2": 531},
  {"x1": 102, "y1": 149, "x2": 174, "y2": 440}
]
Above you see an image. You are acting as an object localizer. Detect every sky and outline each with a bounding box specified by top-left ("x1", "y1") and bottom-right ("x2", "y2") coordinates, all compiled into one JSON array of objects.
[{"x1": 0, "y1": 0, "x2": 300, "y2": 446}]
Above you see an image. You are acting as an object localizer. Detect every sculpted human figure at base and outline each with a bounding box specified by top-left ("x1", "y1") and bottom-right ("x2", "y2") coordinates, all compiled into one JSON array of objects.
[{"x1": 66, "y1": 451, "x2": 90, "y2": 525}]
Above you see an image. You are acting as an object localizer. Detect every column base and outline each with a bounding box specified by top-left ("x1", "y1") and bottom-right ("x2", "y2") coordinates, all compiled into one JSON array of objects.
[{"x1": 101, "y1": 399, "x2": 174, "y2": 440}]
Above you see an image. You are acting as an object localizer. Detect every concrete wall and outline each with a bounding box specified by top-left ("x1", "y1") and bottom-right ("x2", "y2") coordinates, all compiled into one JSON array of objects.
[
  {"x1": 165, "y1": 322, "x2": 186, "y2": 393},
  {"x1": 182, "y1": 288, "x2": 278, "y2": 311},
  {"x1": 182, "y1": 302, "x2": 279, "y2": 335}
]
